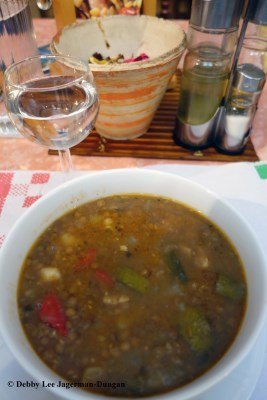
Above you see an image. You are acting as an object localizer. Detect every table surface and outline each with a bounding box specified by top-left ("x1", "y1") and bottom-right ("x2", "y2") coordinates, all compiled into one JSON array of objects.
[
  {"x1": 0, "y1": 18, "x2": 267, "y2": 400},
  {"x1": 0, "y1": 19, "x2": 266, "y2": 171}
]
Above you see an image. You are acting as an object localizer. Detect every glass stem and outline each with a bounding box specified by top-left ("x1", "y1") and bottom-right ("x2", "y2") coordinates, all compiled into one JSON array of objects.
[{"x1": 58, "y1": 148, "x2": 74, "y2": 177}]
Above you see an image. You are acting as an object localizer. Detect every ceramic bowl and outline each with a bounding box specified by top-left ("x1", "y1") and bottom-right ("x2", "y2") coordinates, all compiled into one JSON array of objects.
[
  {"x1": 0, "y1": 169, "x2": 267, "y2": 400},
  {"x1": 51, "y1": 15, "x2": 185, "y2": 140}
]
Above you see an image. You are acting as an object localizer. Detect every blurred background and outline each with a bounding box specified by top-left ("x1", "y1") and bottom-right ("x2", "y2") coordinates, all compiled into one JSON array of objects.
[{"x1": 29, "y1": 0, "x2": 192, "y2": 19}]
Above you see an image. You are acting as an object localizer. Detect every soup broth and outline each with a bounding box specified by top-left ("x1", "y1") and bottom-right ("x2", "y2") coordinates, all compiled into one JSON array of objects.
[{"x1": 18, "y1": 194, "x2": 247, "y2": 397}]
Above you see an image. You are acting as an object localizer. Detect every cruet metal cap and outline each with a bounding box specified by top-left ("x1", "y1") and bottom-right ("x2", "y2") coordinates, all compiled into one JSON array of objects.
[
  {"x1": 190, "y1": 0, "x2": 244, "y2": 29},
  {"x1": 233, "y1": 64, "x2": 266, "y2": 93},
  {"x1": 249, "y1": 0, "x2": 267, "y2": 25}
]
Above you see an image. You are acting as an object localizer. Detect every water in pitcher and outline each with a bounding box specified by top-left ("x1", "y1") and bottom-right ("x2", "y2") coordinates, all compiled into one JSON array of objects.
[{"x1": 0, "y1": 0, "x2": 38, "y2": 97}]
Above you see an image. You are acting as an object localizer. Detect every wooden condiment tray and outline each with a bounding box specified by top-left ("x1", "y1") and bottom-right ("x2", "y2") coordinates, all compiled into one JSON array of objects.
[{"x1": 50, "y1": 72, "x2": 258, "y2": 162}]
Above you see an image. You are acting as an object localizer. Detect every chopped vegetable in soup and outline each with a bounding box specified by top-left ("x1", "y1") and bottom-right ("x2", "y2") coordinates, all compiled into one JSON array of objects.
[{"x1": 18, "y1": 195, "x2": 247, "y2": 397}]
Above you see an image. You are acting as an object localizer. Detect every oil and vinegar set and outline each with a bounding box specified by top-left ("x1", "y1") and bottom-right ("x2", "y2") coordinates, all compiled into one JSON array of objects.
[{"x1": 173, "y1": 0, "x2": 267, "y2": 155}]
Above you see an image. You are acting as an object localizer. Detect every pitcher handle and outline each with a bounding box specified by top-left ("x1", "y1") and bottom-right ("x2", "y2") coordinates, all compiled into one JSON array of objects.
[{"x1": 36, "y1": 0, "x2": 52, "y2": 11}]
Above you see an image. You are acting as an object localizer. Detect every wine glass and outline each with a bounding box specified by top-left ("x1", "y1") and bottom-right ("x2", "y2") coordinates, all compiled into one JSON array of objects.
[{"x1": 3, "y1": 54, "x2": 99, "y2": 175}]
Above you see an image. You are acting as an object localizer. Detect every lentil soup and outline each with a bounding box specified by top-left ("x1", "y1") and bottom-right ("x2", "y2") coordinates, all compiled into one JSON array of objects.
[{"x1": 18, "y1": 194, "x2": 247, "y2": 397}]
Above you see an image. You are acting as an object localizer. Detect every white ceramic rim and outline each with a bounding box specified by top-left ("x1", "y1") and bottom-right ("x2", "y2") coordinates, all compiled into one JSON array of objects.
[
  {"x1": 0, "y1": 168, "x2": 267, "y2": 400},
  {"x1": 50, "y1": 15, "x2": 186, "y2": 72}
]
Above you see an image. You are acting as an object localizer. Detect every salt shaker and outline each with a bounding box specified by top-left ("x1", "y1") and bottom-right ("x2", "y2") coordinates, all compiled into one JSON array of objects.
[
  {"x1": 173, "y1": 0, "x2": 244, "y2": 150},
  {"x1": 215, "y1": 63, "x2": 266, "y2": 154}
]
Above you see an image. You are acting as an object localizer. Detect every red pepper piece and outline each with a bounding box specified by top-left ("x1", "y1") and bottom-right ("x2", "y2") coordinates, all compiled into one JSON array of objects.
[
  {"x1": 133, "y1": 53, "x2": 149, "y2": 62},
  {"x1": 124, "y1": 57, "x2": 135, "y2": 63},
  {"x1": 93, "y1": 269, "x2": 114, "y2": 289},
  {"x1": 74, "y1": 248, "x2": 97, "y2": 271},
  {"x1": 38, "y1": 293, "x2": 67, "y2": 337},
  {"x1": 120, "y1": 7, "x2": 139, "y2": 15},
  {"x1": 124, "y1": 53, "x2": 149, "y2": 63}
]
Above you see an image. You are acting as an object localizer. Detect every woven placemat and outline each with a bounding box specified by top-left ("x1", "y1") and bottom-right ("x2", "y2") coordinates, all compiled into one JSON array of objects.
[{"x1": 51, "y1": 72, "x2": 258, "y2": 162}]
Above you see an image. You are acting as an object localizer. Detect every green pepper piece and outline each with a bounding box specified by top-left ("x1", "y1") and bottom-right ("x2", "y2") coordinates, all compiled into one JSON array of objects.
[
  {"x1": 167, "y1": 249, "x2": 187, "y2": 282},
  {"x1": 116, "y1": 266, "x2": 150, "y2": 293},
  {"x1": 216, "y1": 274, "x2": 245, "y2": 301},
  {"x1": 179, "y1": 306, "x2": 212, "y2": 353}
]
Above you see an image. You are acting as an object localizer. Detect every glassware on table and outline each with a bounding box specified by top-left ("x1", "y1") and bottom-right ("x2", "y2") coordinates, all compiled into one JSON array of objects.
[
  {"x1": 173, "y1": 0, "x2": 244, "y2": 150},
  {"x1": 0, "y1": 0, "x2": 38, "y2": 131},
  {"x1": 36, "y1": 0, "x2": 52, "y2": 11},
  {"x1": 214, "y1": 63, "x2": 266, "y2": 154},
  {"x1": 214, "y1": 0, "x2": 267, "y2": 154},
  {"x1": 3, "y1": 55, "x2": 99, "y2": 173},
  {"x1": 238, "y1": 0, "x2": 267, "y2": 74}
]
